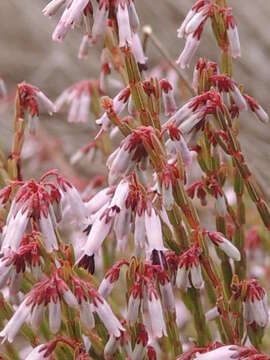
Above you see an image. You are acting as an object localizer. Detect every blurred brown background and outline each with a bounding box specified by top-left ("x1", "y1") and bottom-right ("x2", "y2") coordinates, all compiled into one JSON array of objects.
[{"x1": 0, "y1": 1, "x2": 269, "y2": 195}]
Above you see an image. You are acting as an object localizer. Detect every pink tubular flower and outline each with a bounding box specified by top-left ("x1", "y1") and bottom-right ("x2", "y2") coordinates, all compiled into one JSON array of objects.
[
  {"x1": 55, "y1": 79, "x2": 100, "y2": 125},
  {"x1": 160, "y1": 79, "x2": 177, "y2": 116},
  {"x1": 176, "y1": 244, "x2": 203, "y2": 291},
  {"x1": 243, "y1": 279, "x2": 269, "y2": 328},
  {"x1": 224, "y1": 8, "x2": 241, "y2": 59},
  {"x1": 206, "y1": 230, "x2": 241, "y2": 261}
]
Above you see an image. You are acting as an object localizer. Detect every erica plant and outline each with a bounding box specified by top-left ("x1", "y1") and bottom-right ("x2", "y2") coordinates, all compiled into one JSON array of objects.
[{"x1": 0, "y1": 0, "x2": 270, "y2": 359}]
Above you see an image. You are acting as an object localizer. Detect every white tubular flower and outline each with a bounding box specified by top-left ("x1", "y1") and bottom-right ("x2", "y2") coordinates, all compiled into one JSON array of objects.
[
  {"x1": 81, "y1": 209, "x2": 114, "y2": 258},
  {"x1": 127, "y1": 283, "x2": 142, "y2": 325},
  {"x1": 159, "y1": 281, "x2": 175, "y2": 313},
  {"x1": 205, "y1": 306, "x2": 220, "y2": 321},
  {"x1": 78, "y1": 34, "x2": 91, "y2": 59},
  {"x1": 104, "y1": 335, "x2": 120, "y2": 359},
  {"x1": 0, "y1": 257, "x2": 12, "y2": 288},
  {"x1": 179, "y1": 109, "x2": 205, "y2": 134},
  {"x1": 49, "y1": 298, "x2": 61, "y2": 334},
  {"x1": 0, "y1": 77, "x2": 7, "y2": 99},
  {"x1": 161, "y1": 180, "x2": 174, "y2": 211},
  {"x1": 31, "y1": 304, "x2": 44, "y2": 330},
  {"x1": 194, "y1": 345, "x2": 241, "y2": 360},
  {"x1": 177, "y1": 7, "x2": 195, "y2": 38},
  {"x1": 160, "y1": 79, "x2": 177, "y2": 117},
  {"x1": 98, "y1": 277, "x2": 115, "y2": 299},
  {"x1": 230, "y1": 84, "x2": 247, "y2": 111},
  {"x1": 147, "y1": 289, "x2": 167, "y2": 338},
  {"x1": 1, "y1": 209, "x2": 29, "y2": 252},
  {"x1": 79, "y1": 299, "x2": 95, "y2": 331},
  {"x1": 62, "y1": 287, "x2": 79, "y2": 309},
  {"x1": 167, "y1": 125, "x2": 193, "y2": 168},
  {"x1": 176, "y1": 265, "x2": 190, "y2": 292},
  {"x1": 86, "y1": 187, "x2": 112, "y2": 215},
  {"x1": 39, "y1": 213, "x2": 59, "y2": 253},
  {"x1": 243, "y1": 279, "x2": 269, "y2": 328},
  {"x1": 25, "y1": 344, "x2": 50, "y2": 360},
  {"x1": 131, "y1": 32, "x2": 148, "y2": 66},
  {"x1": 128, "y1": 0, "x2": 140, "y2": 31},
  {"x1": 94, "y1": 298, "x2": 124, "y2": 337},
  {"x1": 35, "y1": 90, "x2": 56, "y2": 115},
  {"x1": 215, "y1": 194, "x2": 227, "y2": 217},
  {"x1": 207, "y1": 231, "x2": 241, "y2": 261},
  {"x1": 110, "y1": 179, "x2": 130, "y2": 210},
  {"x1": 116, "y1": 1, "x2": 132, "y2": 48},
  {"x1": 64, "y1": 0, "x2": 89, "y2": 27},
  {"x1": 227, "y1": 26, "x2": 241, "y2": 59},
  {"x1": 244, "y1": 93, "x2": 269, "y2": 124},
  {"x1": 108, "y1": 147, "x2": 133, "y2": 185},
  {"x1": 134, "y1": 211, "x2": 146, "y2": 250},
  {"x1": 132, "y1": 324, "x2": 148, "y2": 360},
  {"x1": 190, "y1": 263, "x2": 204, "y2": 289},
  {"x1": 61, "y1": 184, "x2": 88, "y2": 223},
  {"x1": 96, "y1": 87, "x2": 130, "y2": 129},
  {"x1": 225, "y1": 9, "x2": 241, "y2": 59},
  {"x1": 114, "y1": 208, "x2": 131, "y2": 251},
  {"x1": 144, "y1": 207, "x2": 165, "y2": 251},
  {"x1": 176, "y1": 244, "x2": 203, "y2": 291},
  {"x1": 168, "y1": 101, "x2": 193, "y2": 127},
  {"x1": 42, "y1": 0, "x2": 67, "y2": 17},
  {"x1": 0, "y1": 298, "x2": 31, "y2": 343},
  {"x1": 185, "y1": 5, "x2": 209, "y2": 35},
  {"x1": 176, "y1": 33, "x2": 200, "y2": 69},
  {"x1": 92, "y1": 2, "x2": 109, "y2": 43}
]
